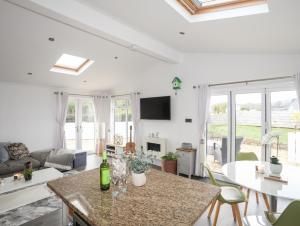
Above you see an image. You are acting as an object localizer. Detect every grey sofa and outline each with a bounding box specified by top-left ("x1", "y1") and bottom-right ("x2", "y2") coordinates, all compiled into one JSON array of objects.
[{"x1": 0, "y1": 142, "x2": 52, "y2": 178}]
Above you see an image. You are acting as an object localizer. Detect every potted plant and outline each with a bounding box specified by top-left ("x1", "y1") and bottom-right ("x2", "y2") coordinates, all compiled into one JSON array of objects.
[
  {"x1": 129, "y1": 150, "x2": 153, "y2": 187},
  {"x1": 161, "y1": 152, "x2": 179, "y2": 175},
  {"x1": 270, "y1": 156, "x2": 282, "y2": 175},
  {"x1": 23, "y1": 161, "x2": 33, "y2": 181}
]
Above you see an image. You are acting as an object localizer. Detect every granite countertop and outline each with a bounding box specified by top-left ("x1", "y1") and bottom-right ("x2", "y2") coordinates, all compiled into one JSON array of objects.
[{"x1": 47, "y1": 169, "x2": 220, "y2": 226}]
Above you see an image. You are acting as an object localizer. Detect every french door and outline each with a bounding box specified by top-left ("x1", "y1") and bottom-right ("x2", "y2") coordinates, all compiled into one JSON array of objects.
[
  {"x1": 207, "y1": 86, "x2": 300, "y2": 174},
  {"x1": 65, "y1": 97, "x2": 96, "y2": 153}
]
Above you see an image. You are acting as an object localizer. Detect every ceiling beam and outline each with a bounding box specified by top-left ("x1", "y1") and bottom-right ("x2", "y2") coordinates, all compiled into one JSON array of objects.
[{"x1": 7, "y1": 0, "x2": 183, "y2": 64}]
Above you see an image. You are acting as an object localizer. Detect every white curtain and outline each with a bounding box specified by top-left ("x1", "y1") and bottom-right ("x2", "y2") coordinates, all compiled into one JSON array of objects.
[
  {"x1": 295, "y1": 73, "x2": 300, "y2": 108},
  {"x1": 131, "y1": 92, "x2": 141, "y2": 149},
  {"x1": 195, "y1": 84, "x2": 211, "y2": 177},
  {"x1": 93, "y1": 95, "x2": 111, "y2": 144},
  {"x1": 56, "y1": 92, "x2": 69, "y2": 149}
]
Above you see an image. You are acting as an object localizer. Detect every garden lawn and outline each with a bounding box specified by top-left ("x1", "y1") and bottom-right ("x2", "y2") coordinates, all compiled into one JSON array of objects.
[{"x1": 208, "y1": 124, "x2": 296, "y2": 145}]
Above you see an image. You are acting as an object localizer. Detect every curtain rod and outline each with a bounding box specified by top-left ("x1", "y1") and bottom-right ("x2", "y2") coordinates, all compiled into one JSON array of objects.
[
  {"x1": 53, "y1": 92, "x2": 141, "y2": 97},
  {"x1": 193, "y1": 75, "x2": 295, "y2": 89}
]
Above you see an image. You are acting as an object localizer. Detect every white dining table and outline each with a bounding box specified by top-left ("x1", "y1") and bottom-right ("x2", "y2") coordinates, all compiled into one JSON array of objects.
[{"x1": 222, "y1": 161, "x2": 300, "y2": 212}]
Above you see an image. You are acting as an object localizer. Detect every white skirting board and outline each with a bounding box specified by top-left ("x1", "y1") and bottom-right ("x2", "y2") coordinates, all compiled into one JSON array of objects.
[{"x1": 0, "y1": 184, "x2": 54, "y2": 214}]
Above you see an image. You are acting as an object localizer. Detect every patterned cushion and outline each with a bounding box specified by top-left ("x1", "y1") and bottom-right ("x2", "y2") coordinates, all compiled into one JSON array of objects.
[{"x1": 6, "y1": 143, "x2": 30, "y2": 160}]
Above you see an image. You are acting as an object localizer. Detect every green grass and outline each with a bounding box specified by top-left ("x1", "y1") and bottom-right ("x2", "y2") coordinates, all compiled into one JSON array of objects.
[{"x1": 208, "y1": 124, "x2": 296, "y2": 145}]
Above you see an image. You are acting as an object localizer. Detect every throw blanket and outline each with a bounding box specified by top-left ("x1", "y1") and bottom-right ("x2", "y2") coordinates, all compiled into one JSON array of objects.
[{"x1": 44, "y1": 149, "x2": 74, "y2": 170}]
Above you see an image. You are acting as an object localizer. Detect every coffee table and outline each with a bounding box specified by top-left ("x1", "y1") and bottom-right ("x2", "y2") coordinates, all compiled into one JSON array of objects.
[{"x1": 0, "y1": 168, "x2": 63, "y2": 213}]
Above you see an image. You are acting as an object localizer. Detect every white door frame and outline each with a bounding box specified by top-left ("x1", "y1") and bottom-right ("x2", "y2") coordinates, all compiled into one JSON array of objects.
[{"x1": 68, "y1": 96, "x2": 96, "y2": 152}]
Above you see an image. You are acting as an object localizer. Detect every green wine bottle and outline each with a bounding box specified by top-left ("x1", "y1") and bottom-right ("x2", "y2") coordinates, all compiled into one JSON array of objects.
[{"x1": 100, "y1": 151, "x2": 110, "y2": 191}]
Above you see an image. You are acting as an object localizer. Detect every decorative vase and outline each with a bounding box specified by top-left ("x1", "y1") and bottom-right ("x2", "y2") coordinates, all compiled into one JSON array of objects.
[
  {"x1": 162, "y1": 159, "x2": 177, "y2": 174},
  {"x1": 132, "y1": 172, "x2": 146, "y2": 187},
  {"x1": 24, "y1": 161, "x2": 33, "y2": 181},
  {"x1": 270, "y1": 163, "x2": 282, "y2": 175}
]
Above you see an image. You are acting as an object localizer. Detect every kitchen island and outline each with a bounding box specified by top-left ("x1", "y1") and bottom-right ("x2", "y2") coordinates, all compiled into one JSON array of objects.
[{"x1": 47, "y1": 168, "x2": 220, "y2": 226}]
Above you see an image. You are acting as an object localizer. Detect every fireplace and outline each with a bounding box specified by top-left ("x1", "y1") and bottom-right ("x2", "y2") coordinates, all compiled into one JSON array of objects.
[
  {"x1": 147, "y1": 142, "x2": 161, "y2": 152},
  {"x1": 144, "y1": 137, "x2": 167, "y2": 159}
]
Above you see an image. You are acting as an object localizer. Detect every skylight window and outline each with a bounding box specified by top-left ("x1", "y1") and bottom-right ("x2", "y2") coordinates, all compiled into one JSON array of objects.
[
  {"x1": 50, "y1": 54, "x2": 94, "y2": 76},
  {"x1": 165, "y1": 0, "x2": 269, "y2": 22}
]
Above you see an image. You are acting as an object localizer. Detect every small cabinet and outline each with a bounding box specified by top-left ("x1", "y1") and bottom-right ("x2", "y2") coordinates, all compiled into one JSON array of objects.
[{"x1": 176, "y1": 148, "x2": 196, "y2": 179}]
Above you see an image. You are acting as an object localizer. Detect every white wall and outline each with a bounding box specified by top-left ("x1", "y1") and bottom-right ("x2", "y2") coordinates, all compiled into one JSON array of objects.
[
  {"x1": 121, "y1": 53, "x2": 300, "y2": 154},
  {"x1": 0, "y1": 82, "x2": 57, "y2": 151}
]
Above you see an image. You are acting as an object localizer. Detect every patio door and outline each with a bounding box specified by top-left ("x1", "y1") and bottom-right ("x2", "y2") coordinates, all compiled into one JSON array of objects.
[
  {"x1": 65, "y1": 97, "x2": 96, "y2": 153},
  {"x1": 267, "y1": 90, "x2": 300, "y2": 166},
  {"x1": 233, "y1": 91, "x2": 265, "y2": 161}
]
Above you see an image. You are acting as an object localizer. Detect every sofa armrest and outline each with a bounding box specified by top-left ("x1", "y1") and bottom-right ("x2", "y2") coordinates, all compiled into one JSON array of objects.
[{"x1": 30, "y1": 149, "x2": 54, "y2": 167}]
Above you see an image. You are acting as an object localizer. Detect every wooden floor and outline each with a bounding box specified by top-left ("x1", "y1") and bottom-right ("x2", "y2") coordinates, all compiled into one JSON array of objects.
[{"x1": 22, "y1": 155, "x2": 292, "y2": 226}]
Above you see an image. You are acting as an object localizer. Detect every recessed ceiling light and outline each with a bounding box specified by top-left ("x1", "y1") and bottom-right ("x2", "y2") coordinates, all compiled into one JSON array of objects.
[
  {"x1": 27, "y1": 72, "x2": 32, "y2": 75},
  {"x1": 48, "y1": 37, "x2": 55, "y2": 42},
  {"x1": 179, "y1": 31, "x2": 185, "y2": 35},
  {"x1": 50, "y1": 53, "x2": 94, "y2": 76}
]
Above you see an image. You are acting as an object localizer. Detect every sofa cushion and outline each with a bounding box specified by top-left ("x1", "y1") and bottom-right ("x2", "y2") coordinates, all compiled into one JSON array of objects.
[
  {"x1": 0, "y1": 163, "x2": 11, "y2": 176},
  {"x1": 30, "y1": 149, "x2": 53, "y2": 167},
  {"x1": 0, "y1": 142, "x2": 10, "y2": 163},
  {"x1": 6, "y1": 143, "x2": 30, "y2": 160},
  {"x1": 4, "y1": 157, "x2": 41, "y2": 173}
]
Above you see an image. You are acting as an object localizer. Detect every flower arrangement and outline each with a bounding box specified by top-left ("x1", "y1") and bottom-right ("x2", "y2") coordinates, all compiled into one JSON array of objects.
[
  {"x1": 126, "y1": 148, "x2": 155, "y2": 187},
  {"x1": 129, "y1": 149, "x2": 154, "y2": 174}
]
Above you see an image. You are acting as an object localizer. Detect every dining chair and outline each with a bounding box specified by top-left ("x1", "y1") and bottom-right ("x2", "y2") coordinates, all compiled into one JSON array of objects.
[
  {"x1": 236, "y1": 152, "x2": 271, "y2": 215},
  {"x1": 205, "y1": 166, "x2": 246, "y2": 226},
  {"x1": 264, "y1": 200, "x2": 300, "y2": 226}
]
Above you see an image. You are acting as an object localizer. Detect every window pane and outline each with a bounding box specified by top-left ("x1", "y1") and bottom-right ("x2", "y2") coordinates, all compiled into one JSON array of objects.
[
  {"x1": 207, "y1": 95, "x2": 229, "y2": 173},
  {"x1": 235, "y1": 93, "x2": 262, "y2": 160},
  {"x1": 66, "y1": 100, "x2": 75, "y2": 123},
  {"x1": 65, "y1": 100, "x2": 76, "y2": 150},
  {"x1": 112, "y1": 97, "x2": 133, "y2": 145},
  {"x1": 81, "y1": 100, "x2": 96, "y2": 152},
  {"x1": 271, "y1": 91, "x2": 300, "y2": 166}
]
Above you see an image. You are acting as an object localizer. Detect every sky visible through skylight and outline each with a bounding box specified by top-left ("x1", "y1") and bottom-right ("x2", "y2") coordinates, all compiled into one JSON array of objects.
[{"x1": 55, "y1": 54, "x2": 87, "y2": 69}]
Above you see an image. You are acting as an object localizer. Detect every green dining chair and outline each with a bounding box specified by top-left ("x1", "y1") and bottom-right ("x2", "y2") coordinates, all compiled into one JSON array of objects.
[
  {"x1": 236, "y1": 152, "x2": 271, "y2": 215},
  {"x1": 264, "y1": 200, "x2": 300, "y2": 226},
  {"x1": 205, "y1": 166, "x2": 246, "y2": 226}
]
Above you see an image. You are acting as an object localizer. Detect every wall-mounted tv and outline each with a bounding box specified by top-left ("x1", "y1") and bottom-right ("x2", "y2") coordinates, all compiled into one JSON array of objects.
[{"x1": 140, "y1": 96, "x2": 171, "y2": 120}]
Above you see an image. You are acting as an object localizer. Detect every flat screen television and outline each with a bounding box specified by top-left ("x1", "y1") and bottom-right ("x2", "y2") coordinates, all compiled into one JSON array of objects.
[{"x1": 140, "y1": 96, "x2": 171, "y2": 120}]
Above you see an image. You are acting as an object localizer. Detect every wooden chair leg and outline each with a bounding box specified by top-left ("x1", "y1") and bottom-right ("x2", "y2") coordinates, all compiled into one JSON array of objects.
[
  {"x1": 255, "y1": 191, "x2": 259, "y2": 204},
  {"x1": 244, "y1": 188, "x2": 250, "y2": 216},
  {"x1": 262, "y1": 193, "x2": 271, "y2": 211},
  {"x1": 208, "y1": 199, "x2": 217, "y2": 218},
  {"x1": 213, "y1": 200, "x2": 222, "y2": 226},
  {"x1": 233, "y1": 204, "x2": 243, "y2": 226},
  {"x1": 231, "y1": 205, "x2": 236, "y2": 221}
]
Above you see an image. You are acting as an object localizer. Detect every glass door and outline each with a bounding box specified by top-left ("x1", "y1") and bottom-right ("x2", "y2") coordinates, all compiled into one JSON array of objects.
[
  {"x1": 80, "y1": 100, "x2": 96, "y2": 152},
  {"x1": 65, "y1": 99, "x2": 77, "y2": 150},
  {"x1": 206, "y1": 94, "x2": 229, "y2": 173},
  {"x1": 269, "y1": 90, "x2": 300, "y2": 166},
  {"x1": 65, "y1": 97, "x2": 96, "y2": 153},
  {"x1": 234, "y1": 92, "x2": 264, "y2": 160}
]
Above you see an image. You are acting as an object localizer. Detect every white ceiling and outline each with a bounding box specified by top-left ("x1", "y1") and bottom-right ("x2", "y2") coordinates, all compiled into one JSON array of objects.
[
  {"x1": 1, "y1": 0, "x2": 300, "y2": 91},
  {"x1": 0, "y1": 0, "x2": 159, "y2": 91},
  {"x1": 77, "y1": 0, "x2": 300, "y2": 54}
]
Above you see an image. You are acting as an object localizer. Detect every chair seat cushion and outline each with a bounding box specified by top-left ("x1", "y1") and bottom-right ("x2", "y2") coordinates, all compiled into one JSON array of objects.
[
  {"x1": 264, "y1": 211, "x2": 279, "y2": 224},
  {"x1": 219, "y1": 186, "x2": 246, "y2": 204}
]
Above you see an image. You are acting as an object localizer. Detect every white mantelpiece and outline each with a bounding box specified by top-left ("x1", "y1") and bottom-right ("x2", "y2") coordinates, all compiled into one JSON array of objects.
[{"x1": 144, "y1": 137, "x2": 167, "y2": 159}]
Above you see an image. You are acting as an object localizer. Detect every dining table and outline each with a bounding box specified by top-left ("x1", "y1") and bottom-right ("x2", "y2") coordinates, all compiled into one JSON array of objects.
[{"x1": 222, "y1": 161, "x2": 300, "y2": 212}]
